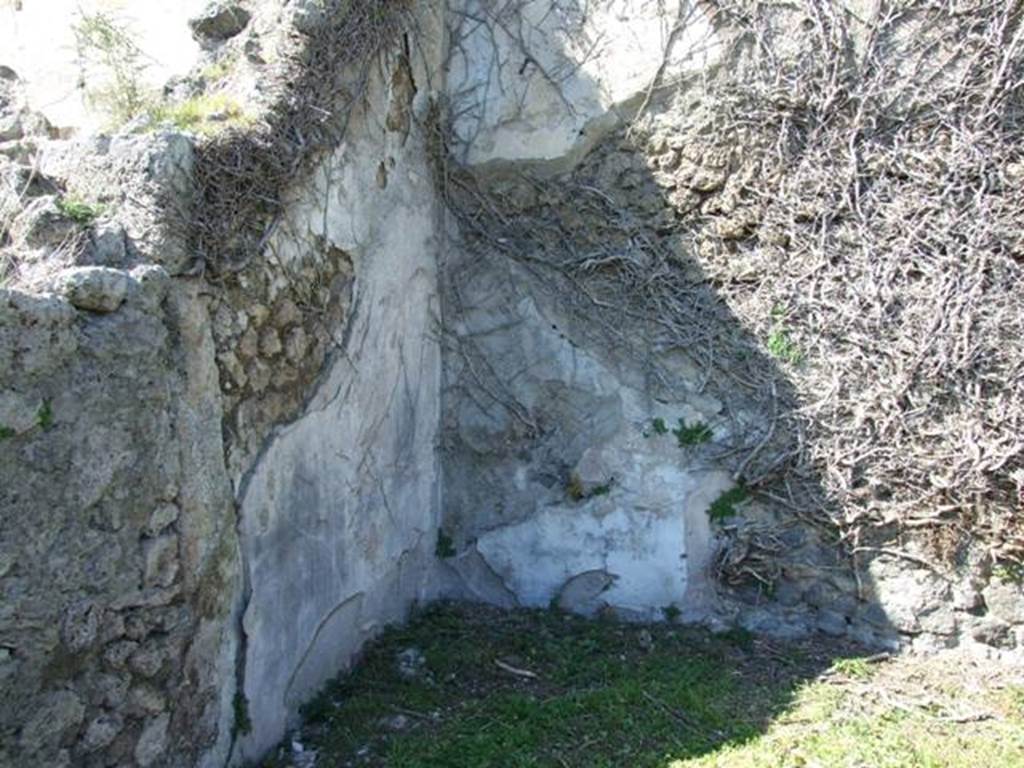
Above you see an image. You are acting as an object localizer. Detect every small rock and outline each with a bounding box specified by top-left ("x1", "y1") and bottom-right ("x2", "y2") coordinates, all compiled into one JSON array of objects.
[
  {"x1": 284, "y1": 327, "x2": 309, "y2": 363},
  {"x1": 142, "y1": 534, "x2": 179, "y2": 589},
  {"x1": 260, "y1": 327, "x2": 283, "y2": 356},
  {"x1": 248, "y1": 359, "x2": 272, "y2": 392},
  {"x1": 104, "y1": 641, "x2": 138, "y2": 671},
  {"x1": 970, "y1": 617, "x2": 1015, "y2": 649},
  {"x1": 134, "y1": 713, "x2": 169, "y2": 767},
  {"x1": 129, "y1": 685, "x2": 167, "y2": 717},
  {"x1": 382, "y1": 714, "x2": 410, "y2": 732},
  {"x1": 124, "y1": 615, "x2": 149, "y2": 641},
  {"x1": 52, "y1": 267, "x2": 130, "y2": 313},
  {"x1": 86, "y1": 224, "x2": 127, "y2": 267},
  {"x1": 145, "y1": 503, "x2": 180, "y2": 538},
  {"x1": 189, "y1": 2, "x2": 252, "y2": 42},
  {"x1": 82, "y1": 712, "x2": 124, "y2": 752},
  {"x1": 816, "y1": 609, "x2": 848, "y2": 637},
  {"x1": 99, "y1": 611, "x2": 126, "y2": 644},
  {"x1": 94, "y1": 673, "x2": 130, "y2": 709},
  {"x1": 556, "y1": 569, "x2": 615, "y2": 616},
  {"x1": 218, "y1": 350, "x2": 248, "y2": 389},
  {"x1": 982, "y1": 579, "x2": 1024, "y2": 624},
  {"x1": 637, "y1": 629, "x2": 654, "y2": 652},
  {"x1": 275, "y1": 297, "x2": 301, "y2": 327},
  {"x1": 129, "y1": 646, "x2": 165, "y2": 678},
  {"x1": 60, "y1": 599, "x2": 100, "y2": 653},
  {"x1": 396, "y1": 648, "x2": 426, "y2": 679},
  {"x1": 238, "y1": 327, "x2": 260, "y2": 359}
]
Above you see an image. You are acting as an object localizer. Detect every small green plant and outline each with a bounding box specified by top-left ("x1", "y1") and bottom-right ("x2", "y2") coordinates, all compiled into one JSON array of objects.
[
  {"x1": 651, "y1": 417, "x2": 668, "y2": 435},
  {"x1": 708, "y1": 483, "x2": 749, "y2": 522},
  {"x1": 36, "y1": 401, "x2": 54, "y2": 431},
  {"x1": 232, "y1": 691, "x2": 252, "y2": 737},
  {"x1": 566, "y1": 473, "x2": 614, "y2": 501},
  {"x1": 767, "y1": 327, "x2": 802, "y2": 363},
  {"x1": 767, "y1": 305, "x2": 803, "y2": 364},
  {"x1": 200, "y1": 53, "x2": 239, "y2": 85},
  {"x1": 435, "y1": 530, "x2": 456, "y2": 559},
  {"x1": 662, "y1": 604, "x2": 681, "y2": 623},
  {"x1": 73, "y1": 11, "x2": 151, "y2": 125},
  {"x1": 993, "y1": 562, "x2": 1024, "y2": 584},
  {"x1": 673, "y1": 418, "x2": 713, "y2": 447},
  {"x1": 0, "y1": 425, "x2": 15, "y2": 440},
  {"x1": 56, "y1": 197, "x2": 105, "y2": 225},
  {"x1": 566, "y1": 472, "x2": 585, "y2": 501}
]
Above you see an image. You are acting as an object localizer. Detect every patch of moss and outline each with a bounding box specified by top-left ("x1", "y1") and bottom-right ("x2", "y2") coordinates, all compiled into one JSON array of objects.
[
  {"x1": 993, "y1": 562, "x2": 1024, "y2": 585},
  {"x1": 567, "y1": 474, "x2": 614, "y2": 502},
  {"x1": 232, "y1": 691, "x2": 252, "y2": 737},
  {"x1": 56, "y1": 197, "x2": 105, "y2": 225},
  {"x1": 435, "y1": 530, "x2": 456, "y2": 559},
  {"x1": 708, "y1": 484, "x2": 749, "y2": 522},
  {"x1": 36, "y1": 400, "x2": 53, "y2": 430}
]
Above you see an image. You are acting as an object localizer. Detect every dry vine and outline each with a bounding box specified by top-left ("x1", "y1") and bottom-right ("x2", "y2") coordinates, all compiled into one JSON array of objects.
[
  {"x1": 437, "y1": 0, "x2": 1024, "y2": 571},
  {"x1": 190, "y1": 0, "x2": 412, "y2": 272}
]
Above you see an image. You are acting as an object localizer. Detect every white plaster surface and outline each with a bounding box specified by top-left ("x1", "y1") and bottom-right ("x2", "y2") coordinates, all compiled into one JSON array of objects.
[
  {"x1": 447, "y1": 0, "x2": 722, "y2": 170},
  {"x1": 443, "y1": 253, "x2": 734, "y2": 621},
  {"x1": 235, "y1": 54, "x2": 445, "y2": 760}
]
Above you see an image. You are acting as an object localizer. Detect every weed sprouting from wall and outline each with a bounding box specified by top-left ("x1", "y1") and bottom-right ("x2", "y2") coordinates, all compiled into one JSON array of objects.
[{"x1": 72, "y1": 11, "x2": 150, "y2": 125}]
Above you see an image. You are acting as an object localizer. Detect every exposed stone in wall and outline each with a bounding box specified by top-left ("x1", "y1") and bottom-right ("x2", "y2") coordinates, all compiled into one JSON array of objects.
[
  {"x1": 210, "y1": 239, "x2": 354, "y2": 483},
  {"x1": 0, "y1": 231, "x2": 239, "y2": 767}
]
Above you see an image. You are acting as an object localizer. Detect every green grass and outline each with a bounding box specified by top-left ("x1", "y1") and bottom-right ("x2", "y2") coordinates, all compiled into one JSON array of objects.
[
  {"x1": 268, "y1": 604, "x2": 1024, "y2": 768},
  {"x1": 146, "y1": 93, "x2": 253, "y2": 136},
  {"x1": 56, "y1": 197, "x2": 105, "y2": 225},
  {"x1": 200, "y1": 53, "x2": 239, "y2": 85}
]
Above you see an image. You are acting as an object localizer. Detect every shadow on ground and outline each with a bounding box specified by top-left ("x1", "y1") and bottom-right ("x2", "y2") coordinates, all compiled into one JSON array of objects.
[{"x1": 256, "y1": 602, "x2": 1024, "y2": 768}]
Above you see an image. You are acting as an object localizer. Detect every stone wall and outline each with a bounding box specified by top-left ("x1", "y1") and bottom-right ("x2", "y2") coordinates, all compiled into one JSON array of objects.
[
  {"x1": 2, "y1": 2, "x2": 1023, "y2": 767},
  {"x1": 1, "y1": 2, "x2": 449, "y2": 764},
  {"x1": 0, "y1": 131, "x2": 240, "y2": 768}
]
